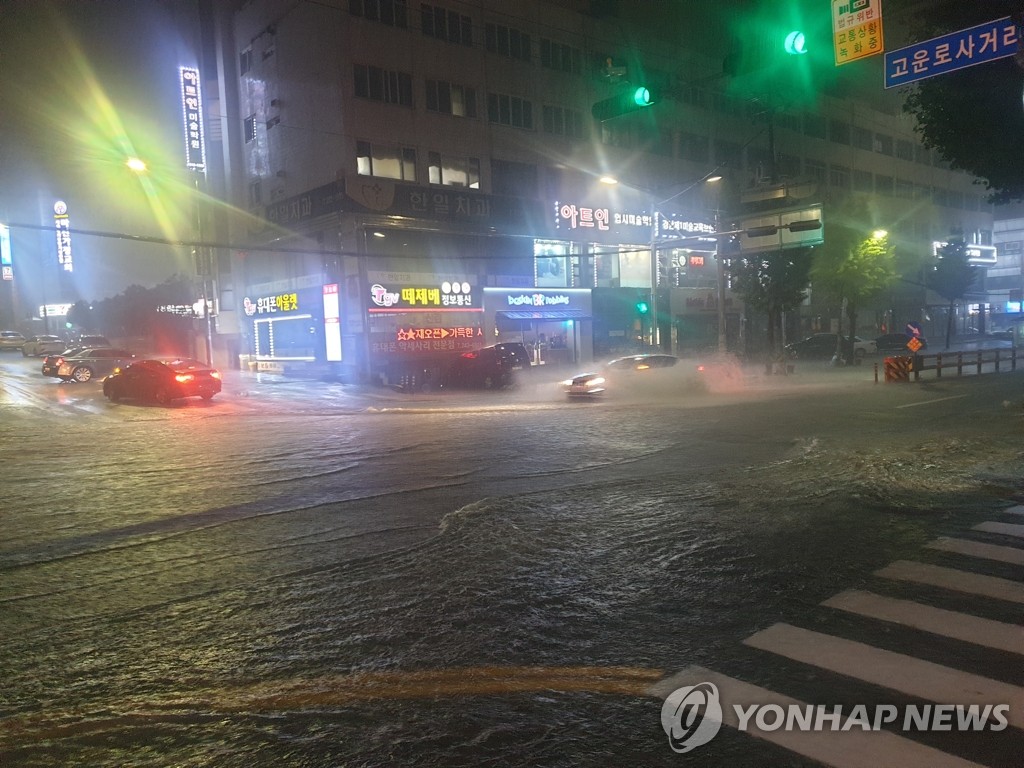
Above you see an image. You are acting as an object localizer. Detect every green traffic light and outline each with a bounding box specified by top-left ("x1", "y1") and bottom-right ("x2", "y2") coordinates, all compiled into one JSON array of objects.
[
  {"x1": 632, "y1": 86, "x2": 653, "y2": 107},
  {"x1": 784, "y1": 30, "x2": 807, "y2": 55},
  {"x1": 635, "y1": 301, "x2": 650, "y2": 314}
]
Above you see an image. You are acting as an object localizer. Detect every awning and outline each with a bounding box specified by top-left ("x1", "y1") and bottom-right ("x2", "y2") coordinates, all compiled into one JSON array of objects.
[{"x1": 498, "y1": 309, "x2": 590, "y2": 321}]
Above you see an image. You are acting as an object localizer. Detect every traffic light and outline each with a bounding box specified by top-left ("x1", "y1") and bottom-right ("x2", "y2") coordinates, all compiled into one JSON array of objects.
[
  {"x1": 592, "y1": 85, "x2": 656, "y2": 122},
  {"x1": 635, "y1": 298, "x2": 650, "y2": 315},
  {"x1": 783, "y1": 30, "x2": 807, "y2": 55}
]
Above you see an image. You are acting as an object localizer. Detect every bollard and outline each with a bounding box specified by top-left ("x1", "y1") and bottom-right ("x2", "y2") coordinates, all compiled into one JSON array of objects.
[{"x1": 873, "y1": 361, "x2": 878, "y2": 383}]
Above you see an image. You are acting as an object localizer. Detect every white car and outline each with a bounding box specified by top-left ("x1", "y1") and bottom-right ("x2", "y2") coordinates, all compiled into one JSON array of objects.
[
  {"x1": 21, "y1": 335, "x2": 68, "y2": 357},
  {"x1": 0, "y1": 330, "x2": 26, "y2": 351}
]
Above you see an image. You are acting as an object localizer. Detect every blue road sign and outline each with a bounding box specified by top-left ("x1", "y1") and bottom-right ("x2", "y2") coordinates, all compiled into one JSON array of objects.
[{"x1": 884, "y1": 16, "x2": 1021, "y2": 89}]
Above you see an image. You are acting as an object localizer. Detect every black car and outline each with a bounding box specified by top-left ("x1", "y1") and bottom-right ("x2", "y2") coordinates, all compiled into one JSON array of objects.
[
  {"x1": 875, "y1": 333, "x2": 927, "y2": 353},
  {"x1": 785, "y1": 333, "x2": 876, "y2": 361},
  {"x1": 56, "y1": 347, "x2": 135, "y2": 383},
  {"x1": 41, "y1": 346, "x2": 86, "y2": 377},
  {"x1": 442, "y1": 343, "x2": 529, "y2": 389},
  {"x1": 103, "y1": 358, "x2": 222, "y2": 404}
]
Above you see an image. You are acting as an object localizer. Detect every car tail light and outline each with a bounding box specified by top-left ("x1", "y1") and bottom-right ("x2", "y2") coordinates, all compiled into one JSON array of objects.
[
  {"x1": 460, "y1": 352, "x2": 478, "y2": 359},
  {"x1": 175, "y1": 373, "x2": 195, "y2": 383}
]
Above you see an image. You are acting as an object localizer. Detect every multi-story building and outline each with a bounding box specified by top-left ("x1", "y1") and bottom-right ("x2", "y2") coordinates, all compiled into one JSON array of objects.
[{"x1": 208, "y1": 0, "x2": 995, "y2": 381}]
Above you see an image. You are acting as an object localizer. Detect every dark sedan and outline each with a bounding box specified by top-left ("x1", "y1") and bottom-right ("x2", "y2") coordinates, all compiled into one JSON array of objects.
[
  {"x1": 103, "y1": 358, "x2": 222, "y2": 404},
  {"x1": 41, "y1": 347, "x2": 86, "y2": 377}
]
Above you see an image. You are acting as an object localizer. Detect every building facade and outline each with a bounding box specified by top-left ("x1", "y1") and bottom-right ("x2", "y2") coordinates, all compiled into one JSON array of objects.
[{"x1": 210, "y1": 0, "x2": 995, "y2": 380}]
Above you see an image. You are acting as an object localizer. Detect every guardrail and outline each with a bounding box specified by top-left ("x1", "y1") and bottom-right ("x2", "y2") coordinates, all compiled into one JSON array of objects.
[{"x1": 878, "y1": 347, "x2": 1019, "y2": 382}]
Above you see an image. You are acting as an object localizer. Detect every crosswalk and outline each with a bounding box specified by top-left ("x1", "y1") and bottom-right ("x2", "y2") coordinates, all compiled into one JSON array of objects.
[{"x1": 650, "y1": 505, "x2": 1024, "y2": 767}]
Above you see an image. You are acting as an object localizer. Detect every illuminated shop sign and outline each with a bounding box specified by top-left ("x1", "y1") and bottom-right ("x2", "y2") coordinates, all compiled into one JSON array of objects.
[
  {"x1": 931, "y1": 241, "x2": 998, "y2": 266},
  {"x1": 507, "y1": 292, "x2": 571, "y2": 307},
  {"x1": 39, "y1": 303, "x2": 73, "y2": 317},
  {"x1": 371, "y1": 326, "x2": 483, "y2": 355},
  {"x1": 157, "y1": 304, "x2": 199, "y2": 316},
  {"x1": 368, "y1": 280, "x2": 479, "y2": 312},
  {"x1": 0, "y1": 224, "x2": 11, "y2": 281},
  {"x1": 179, "y1": 66, "x2": 207, "y2": 171},
  {"x1": 323, "y1": 283, "x2": 342, "y2": 362},
  {"x1": 54, "y1": 200, "x2": 72, "y2": 273},
  {"x1": 555, "y1": 200, "x2": 715, "y2": 243},
  {"x1": 242, "y1": 292, "x2": 300, "y2": 316}
]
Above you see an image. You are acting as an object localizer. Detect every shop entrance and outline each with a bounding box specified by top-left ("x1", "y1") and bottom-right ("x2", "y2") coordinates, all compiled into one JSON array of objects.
[{"x1": 495, "y1": 311, "x2": 587, "y2": 368}]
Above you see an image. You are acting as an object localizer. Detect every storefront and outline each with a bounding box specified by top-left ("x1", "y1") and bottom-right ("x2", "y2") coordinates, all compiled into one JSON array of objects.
[
  {"x1": 484, "y1": 287, "x2": 593, "y2": 367},
  {"x1": 240, "y1": 281, "x2": 342, "y2": 374}
]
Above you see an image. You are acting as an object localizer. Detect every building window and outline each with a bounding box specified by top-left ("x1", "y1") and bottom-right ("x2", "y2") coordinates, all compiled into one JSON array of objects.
[
  {"x1": 852, "y1": 126, "x2": 873, "y2": 150},
  {"x1": 914, "y1": 144, "x2": 932, "y2": 165},
  {"x1": 895, "y1": 178, "x2": 914, "y2": 198},
  {"x1": 804, "y1": 115, "x2": 826, "y2": 139},
  {"x1": 540, "y1": 38, "x2": 581, "y2": 73},
  {"x1": 829, "y1": 164, "x2": 849, "y2": 189},
  {"x1": 491, "y1": 158, "x2": 537, "y2": 197},
  {"x1": 425, "y1": 79, "x2": 476, "y2": 117},
  {"x1": 853, "y1": 169, "x2": 872, "y2": 192},
  {"x1": 353, "y1": 64, "x2": 413, "y2": 106},
  {"x1": 875, "y1": 174, "x2": 894, "y2": 195},
  {"x1": 239, "y1": 48, "x2": 252, "y2": 76},
  {"x1": 428, "y1": 151, "x2": 480, "y2": 188},
  {"x1": 421, "y1": 3, "x2": 472, "y2": 45},
  {"x1": 714, "y1": 139, "x2": 741, "y2": 168},
  {"x1": 541, "y1": 105, "x2": 584, "y2": 139},
  {"x1": 487, "y1": 93, "x2": 533, "y2": 129},
  {"x1": 485, "y1": 23, "x2": 531, "y2": 61},
  {"x1": 357, "y1": 140, "x2": 417, "y2": 181},
  {"x1": 874, "y1": 133, "x2": 894, "y2": 155},
  {"x1": 829, "y1": 119, "x2": 850, "y2": 144},
  {"x1": 778, "y1": 153, "x2": 801, "y2": 178},
  {"x1": 244, "y1": 114, "x2": 257, "y2": 143},
  {"x1": 805, "y1": 159, "x2": 826, "y2": 185},
  {"x1": 350, "y1": 0, "x2": 408, "y2": 27},
  {"x1": 680, "y1": 132, "x2": 709, "y2": 163},
  {"x1": 896, "y1": 139, "x2": 914, "y2": 161}
]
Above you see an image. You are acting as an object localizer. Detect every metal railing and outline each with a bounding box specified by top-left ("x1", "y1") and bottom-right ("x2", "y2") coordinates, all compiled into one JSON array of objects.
[{"x1": 878, "y1": 347, "x2": 1019, "y2": 382}]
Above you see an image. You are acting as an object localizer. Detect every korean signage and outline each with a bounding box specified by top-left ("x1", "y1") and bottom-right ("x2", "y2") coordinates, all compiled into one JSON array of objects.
[
  {"x1": 323, "y1": 283, "x2": 342, "y2": 362},
  {"x1": 179, "y1": 66, "x2": 207, "y2": 171},
  {"x1": 242, "y1": 291, "x2": 300, "y2": 316},
  {"x1": 53, "y1": 200, "x2": 72, "y2": 273},
  {"x1": 39, "y1": 303, "x2": 74, "y2": 317},
  {"x1": 932, "y1": 241, "x2": 997, "y2": 266},
  {"x1": 832, "y1": 0, "x2": 884, "y2": 66},
  {"x1": 555, "y1": 199, "x2": 715, "y2": 244},
  {"x1": 0, "y1": 224, "x2": 11, "y2": 281},
  {"x1": 884, "y1": 16, "x2": 1020, "y2": 89},
  {"x1": 371, "y1": 326, "x2": 483, "y2": 356},
  {"x1": 367, "y1": 280, "x2": 480, "y2": 312}
]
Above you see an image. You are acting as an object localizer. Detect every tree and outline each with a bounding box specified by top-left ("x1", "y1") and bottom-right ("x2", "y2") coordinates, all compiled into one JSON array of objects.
[
  {"x1": 927, "y1": 238, "x2": 980, "y2": 349},
  {"x1": 811, "y1": 213, "x2": 898, "y2": 364},
  {"x1": 730, "y1": 247, "x2": 813, "y2": 366},
  {"x1": 899, "y1": 0, "x2": 1024, "y2": 203}
]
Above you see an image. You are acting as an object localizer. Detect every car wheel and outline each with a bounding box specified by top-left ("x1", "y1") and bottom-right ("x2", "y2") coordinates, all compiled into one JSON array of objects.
[
  {"x1": 107, "y1": 387, "x2": 120, "y2": 403},
  {"x1": 71, "y1": 366, "x2": 94, "y2": 383},
  {"x1": 482, "y1": 374, "x2": 495, "y2": 389},
  {"x1": 200, "y1": 392, "x2": 215, "y2": 401},
  {"x1": 154, "y1": 387, "x2": 172, "y2": 405}
]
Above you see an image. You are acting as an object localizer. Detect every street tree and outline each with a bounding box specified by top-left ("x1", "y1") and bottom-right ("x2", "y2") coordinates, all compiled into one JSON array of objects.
[
  {"x1": 730, "y1": 246, "x2": 813, "y2": 366},
  {"x1": 811, "y1": 216, "x2": 898, "y2": 364},
  {"x1": 927, "y1": 238, "x2": 980, "y2": 349},
  {"x1": 898, "y1": 0, "x2": 1024, "y2": 203}
]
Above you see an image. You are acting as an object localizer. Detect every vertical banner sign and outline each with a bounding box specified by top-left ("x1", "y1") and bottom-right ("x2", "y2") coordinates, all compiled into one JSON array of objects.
[
  {"x1": 0, "y1": 223, "x2": 12, "y2": 280},
  {"x1": 323, "y1": 283, "x2": 343, "y2": 362},
  {"x1": 179, "y1": 66, "x2": 207, "y2": 171},
  {"x1": 832, "y1": 0, "x2": 884, "y2": 66},
  {"x1": 53, "y1": 200, "x2": 72, "y2": 272}
]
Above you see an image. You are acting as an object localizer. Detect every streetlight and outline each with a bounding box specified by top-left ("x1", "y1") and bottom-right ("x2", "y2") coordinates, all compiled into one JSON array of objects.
[{"x1": 126, "y1": 157, "x2": 147, "y2": 174}]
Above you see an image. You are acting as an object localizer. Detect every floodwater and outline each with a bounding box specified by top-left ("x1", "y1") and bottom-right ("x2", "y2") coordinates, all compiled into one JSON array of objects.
[{"x1": 2, "y1": 359, "x2": 1022, "y2": 766}]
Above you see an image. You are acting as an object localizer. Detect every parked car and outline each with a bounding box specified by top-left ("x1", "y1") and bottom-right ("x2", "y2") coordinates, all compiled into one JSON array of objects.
[
  {"x1": 56, "y1": 347, "x2": 135, "y2": 383},
  {"x1": 562, "y1": 353, "x2": 681, "y2": 398},
  {"x1": 41, "y1": 347, "x2": 86, "y2": 378},
  {"x1": 442, "y1": 343, "x2": 530, "y2": 389},
  {"x1": 21, "y1": 335, "x2": 68, "y2": 357},
  {"x1": 103, "y1": 358, "x2": 222, "y2": 404},
  {"x1": 785, "y1": 333, "x2": 876, "y2": 361},
  {"x1": 0, "y1": 331, "x2": 26, "y2": 351},
  {"x1": 875, "y1": 332, "x2": 927, "y2": 353},
  {"x1": 73, "y1": 334, "x2": 112, "y2": 348}
]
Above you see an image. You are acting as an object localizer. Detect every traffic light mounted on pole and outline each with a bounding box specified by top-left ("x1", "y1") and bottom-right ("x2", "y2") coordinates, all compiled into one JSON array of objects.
[{"x1": 592, "y1": 85, "x2": 656, "y2": 122}]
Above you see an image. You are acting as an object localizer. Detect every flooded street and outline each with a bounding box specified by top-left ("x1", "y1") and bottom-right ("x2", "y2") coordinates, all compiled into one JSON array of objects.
[{"x1": 2, "y1": 357, "x2": 1022, "y2": 766}]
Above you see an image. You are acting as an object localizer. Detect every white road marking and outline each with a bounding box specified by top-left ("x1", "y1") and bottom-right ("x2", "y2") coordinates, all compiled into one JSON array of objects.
[
  {"x1": 1002, "y1": 505, "x2": 1024, "y2": 516},
  {"x1": 822, "y1": 590, "x2": 1023, "y2": 654},
  {"x1": 649, "y1": 665, "x2": 987, "y2": 768},
  {"x1": 927, "y1": 537, "x2": 1024, "y2": 566},
  {"x1": 895, "y1": 394, "x2": 968, "y2": 409},
  {"x1": 875, "y1": 560, "x2": 1024, "y2": 604},
  {"x1": 743, "y1": 623, "x2": 1024, "y2": 729},
  {"x1": 972, "y1": 521, "x2": 1024, "y2": 539}
]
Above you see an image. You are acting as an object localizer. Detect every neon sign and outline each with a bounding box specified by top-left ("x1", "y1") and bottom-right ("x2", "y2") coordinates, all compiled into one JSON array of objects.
[
  {"x1": 243, "y1": 292, "x2": 300, "y2": 316},
  {"x1": 179, "y1": 66, "x2": 207, "y2": 171},
  {"x1": 507, "y1": 293, "x2": 571, "y2": 307},
  {"x1": 368, "y1": 280, "x2": 478, "y2": 312},
  {"x1": 0, "y1": 224, "x2": 11, "y2": 281},
  {"x1": 54, "y1": 200, "x2": 72, "y2": 273}
]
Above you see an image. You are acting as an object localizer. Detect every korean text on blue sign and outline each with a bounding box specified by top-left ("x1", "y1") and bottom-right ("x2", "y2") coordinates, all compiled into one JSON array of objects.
[{"x1": 885, "y1": 16, "x2": 1020, "y2": 89}]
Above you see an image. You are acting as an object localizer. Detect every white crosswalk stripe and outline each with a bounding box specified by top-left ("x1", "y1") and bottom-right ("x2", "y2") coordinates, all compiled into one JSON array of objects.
[{"x1": 653, "y1": 521, "x2": 1024, "y2": 766}]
